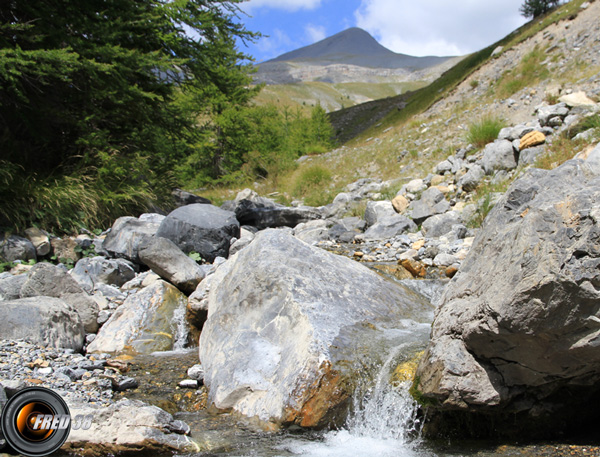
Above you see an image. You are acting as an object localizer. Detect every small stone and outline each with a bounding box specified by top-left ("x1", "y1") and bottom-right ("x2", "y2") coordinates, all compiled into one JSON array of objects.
[
  {"x1": 412, "y1": 240, "x2": 426, "y2": 250},
  {"x1": 187, "y1": 364, "x2": 204, "y2": 382},
  {"x1": 400, "y1": 259, "x2": 427, "y2": 278},
  {"x1": 38, "y1": 367, "x2": 53, "y2": 375},
  {"x1": 178, "y1": 380, "x2": 198, "y2": 389},
  {"x1": 445, "y1": 266, "x2": 459, "y2": 278},
  {"x1": 392, "y1": 195, "x2": 409, "y2": 214},
  {"x1": 353, "y1": 251, "x2": 364, "y2": 258},
  {"x1": 111, "y1": 377, "x2": 139, "y2": 392}
]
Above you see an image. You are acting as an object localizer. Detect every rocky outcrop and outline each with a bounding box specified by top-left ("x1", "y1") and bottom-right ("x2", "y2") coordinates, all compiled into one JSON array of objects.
[
  {"x1": 20, "y1": 263, "x2": 99, "y2": 333},
  {"x1": 103, "y1": 214, "x2": 165, "y2": 264},
  {"x1": 139, "y1": 237, "x2": 206, "y2": 294},
  {"x1": 0, "y1": 297, "x2": 84, "y2": 350},
  {"x1": 156, "y1": 204, "x2": 239, "y2": 262},
  {"x1": 199, "y1": 229, "x2": 434, "y2": 429},
  {"x1": 87, "y1": 280, "x2": 187, "y2": 354},
  {"x1": 414, "y1": 149, "x2": 600, "y2": 438},
  {"x1": 64, "y1": 399, "x2": 196, "y2": 454}
]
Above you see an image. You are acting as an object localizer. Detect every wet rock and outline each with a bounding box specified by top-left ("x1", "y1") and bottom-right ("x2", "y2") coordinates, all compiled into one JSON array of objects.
[
  {"x1": 111, "y1": 376, "x2": 139, "y2": 392},
  {"x1": 0, "y1": 235, "x2": 36, "y2": 262},
  {"x1": 139, "y1": 237, "x2": 206, "y2": 294},
  {"x1": 178, "y1": 380, "x2": 198, "y2": 389},
  {"x1": 157, "y1": 204, "x2": 240, "y2": 262},
  {"x1": 415, "y1": 154, "x2": 600, "y2": 437},
  {"x1": 71, "y1": 256, "x2": 136, "y2": 293},
  {"x1": 481, "y1": 140, "x2": 518, "y2": 175},
  {"x1": 0, "y1": 297, "x2": 84, "y2": 351},
  {"x1": 87, "y1": 280, "x2": 187, "y2": 354},
  {"x1": 103, "y1": 214, "x2": 164, "y2": 264},
  {"x1": 64, "y1": 399, "x2": 196, "y2": 454},
  {"x1": 199, "y1": 229, "x2": 434, "y2": 428}
]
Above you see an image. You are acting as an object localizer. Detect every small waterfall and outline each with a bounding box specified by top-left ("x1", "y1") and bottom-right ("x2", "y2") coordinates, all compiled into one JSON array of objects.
[
  {"x1": 278, "y1": 344, "x2": 427, "y2": 457},
  {"x1": 347, "y1": 344, "x2": 423, "y2": 443},
  {"x1": 171, "y1": 298, "x2": 190, "y2": 352}
]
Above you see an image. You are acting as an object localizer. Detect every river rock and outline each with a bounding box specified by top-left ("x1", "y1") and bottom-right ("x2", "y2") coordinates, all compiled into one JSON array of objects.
[
  {"x1": 24, "y1": 227, "x2": 50, "y2": 256},
  {"x1": 481, "y1": 140, "x2": 518, "y2": 175},
  {"x1": 0, "y1": 297, "x2": 84, "y2": 350},
  {"x1": 421, "y1": 211, "x2": 462, "y2": 238},
  {"x1": 408, "y1": 188, "x2": 450, "y2": 224},
  {"x1": 64, "y1": 399, "x2": 196, "y2": 454},
  {"x1": 0, "y1": 274, "x2": 26, "y2": 300},
  {"x1": 0, "y1": 235, "x2": 36, "y2": 262},
  {"x1": 20, "y1": 263, "x2": 99, "y2": 333},
  {"x1": 87, "y1": 280, "x2": 187, "y2": 354},
  {"x1": 103, "y1": 214, "x2": 164, "y2": 263},
  {"x1": 235, "y1": 199, "x2": 322, "y2": 230},
  {"x1": 293, "y1": 220, "x2": 333, "y2": 245},
  {"x1": 71, "y1": 256, "x2": 136, "y2": 293},
  {"x1": 414, "y1": 154, "x2": 600, "y2": 438},
  {"x1": 364, "y1": 201, "x2": 396, "y2": 226},
  {"x1": 199, "y1": 229, "x2": 434, "y2": 429},
  {"x1": 156, "y1": 204, "x2": 239, "y2": 262},
  {"x1": 363, "y1": 215, "x2": 417, "y2": 241},
  {"x1": 139, "y1": 237, "x2": 206, "y2": 294}
]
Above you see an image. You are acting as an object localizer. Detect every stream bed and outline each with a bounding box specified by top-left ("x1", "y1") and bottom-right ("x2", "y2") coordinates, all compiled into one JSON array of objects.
[{"x1": 111, "y1": 350, "x2": 599, "y2": 457}]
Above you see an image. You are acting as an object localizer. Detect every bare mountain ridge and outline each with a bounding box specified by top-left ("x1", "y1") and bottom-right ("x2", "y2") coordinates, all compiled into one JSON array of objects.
[
  {"x1": 267, "y1": 27, "x2": 451, "y2": 69},
  {"x1": 254, "y1": 28, "x2": 456, "y2": 85}
]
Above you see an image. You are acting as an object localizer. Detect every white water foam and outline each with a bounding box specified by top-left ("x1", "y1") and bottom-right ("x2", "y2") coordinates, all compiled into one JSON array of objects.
[{"x1": 276, "y1": 344, "x2": 429, "y2": 457}]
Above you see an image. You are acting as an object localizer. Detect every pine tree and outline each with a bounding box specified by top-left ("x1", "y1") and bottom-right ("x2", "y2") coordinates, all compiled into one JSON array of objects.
[
  {"x1": 0, "y1": 0, "x2": 257, "y2": 229},
  {"x1": 520, "y1": 0, "x2": 561, "y2": 18}
]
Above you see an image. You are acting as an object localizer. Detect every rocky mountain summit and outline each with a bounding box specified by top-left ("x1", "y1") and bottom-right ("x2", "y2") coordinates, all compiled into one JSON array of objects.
[{"x1": 254, "y1": 27, "x2": 458, "y2": 85}]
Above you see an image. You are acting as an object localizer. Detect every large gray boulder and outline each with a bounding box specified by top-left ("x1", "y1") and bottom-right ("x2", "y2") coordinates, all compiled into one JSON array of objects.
[
  {"x1": 0, "y1": 235, "x2": 36, "y2": 262},
  {"x1": 235, "y1": 200, "x2": 322, "y2": 230},
  {"x1": 20, "y1": 263, "x2": 99, "y2": 333},
  {"x1": 414, "y1": 154, "x2": 600, "y2": 438},
  {"x1": 199, "y1": 230, "x2": 434, "y2": 429},
  {"x1": 65, "y1": 399, "x2": 195, "y2": 454},
  {"x1": 457, "y1": 164, "x2": 485, "y2": 192},
  {"x1": 103, "y1": 214, "x2": 165, "y2": 264},
  {"x1": 71, "y1": 256, "x2": 136, "y2": 293},
  {"x1": 481, "y1": 140, "x2": 518, "y2": 175},
  {"x1": 87, "y1": 280, "x2": 188, "y2": 354},
  {"x1": 139, "y1": 237, "x2": 206, "y2": 294},
  {"x1": 364, "y1": 201, "x2": 396, "y2": 226},
  {"x1": 156, "y1": 204, "x2": 239, "y2": 262},
  {"x1": 0, "y1": 274, "x2": 27, "y2": 300},
  {"x1": 0, "y1": 297, "x2": 84, "y2": 350}
]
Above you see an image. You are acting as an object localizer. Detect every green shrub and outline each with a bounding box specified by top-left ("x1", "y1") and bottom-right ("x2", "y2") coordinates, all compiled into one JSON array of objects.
[
  {"x1": 293, "y1": 165, "x2": 332, "y2": 196},
  {"x1": 466, "y1": 116, "x2": 506, "y2": 148}
]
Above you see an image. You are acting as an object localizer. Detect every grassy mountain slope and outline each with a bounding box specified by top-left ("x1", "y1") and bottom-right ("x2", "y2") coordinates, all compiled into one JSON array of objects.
[{"x1": 200, "y1": 0, "x2": 599, "y2": 206}]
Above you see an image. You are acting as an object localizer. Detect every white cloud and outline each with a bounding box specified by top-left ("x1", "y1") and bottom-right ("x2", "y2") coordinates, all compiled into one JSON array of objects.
[
  {"x1": 355, "y1": 0, "x2": 528, "y2": 56},
  {"x1": 242, "y1": 0, "x2": 322, "y2": 13},
  {"x1": 305, "y1": 24, "x2": 327, "y2": 43}
]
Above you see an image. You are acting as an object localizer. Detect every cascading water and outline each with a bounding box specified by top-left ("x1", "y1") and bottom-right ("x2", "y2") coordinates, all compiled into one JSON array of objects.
[
  {"x1": 171, "y1": 297, "x2": 190, "y2": 352},
  {"x1": 277, "y1": 344, "x2": 430, "y2": 457}
]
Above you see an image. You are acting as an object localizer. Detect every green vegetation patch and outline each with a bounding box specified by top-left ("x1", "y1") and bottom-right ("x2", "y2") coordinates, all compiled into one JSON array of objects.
[{"x1": 466, "y1": 115, "x2": 506, "y2": 148}]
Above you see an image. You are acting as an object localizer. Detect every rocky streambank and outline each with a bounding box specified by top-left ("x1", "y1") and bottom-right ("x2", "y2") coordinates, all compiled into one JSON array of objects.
[{"x1": 1, "y1": 96, "x2": 600, "y2": 453}]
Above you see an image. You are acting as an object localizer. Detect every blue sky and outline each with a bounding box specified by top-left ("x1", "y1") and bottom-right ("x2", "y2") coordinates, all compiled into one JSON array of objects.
[{"x1": 236, "y1": 0, "x2": 530, "y2": 63}]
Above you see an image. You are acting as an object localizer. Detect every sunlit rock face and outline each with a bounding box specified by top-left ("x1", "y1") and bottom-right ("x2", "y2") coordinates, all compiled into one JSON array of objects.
[{"x1": 199, "y1": 229, "x2": 434, "y2": 428}]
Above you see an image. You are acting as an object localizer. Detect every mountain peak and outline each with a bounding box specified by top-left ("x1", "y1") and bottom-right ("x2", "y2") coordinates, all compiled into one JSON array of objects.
[{"x1": 263, "y1": 27, "x2": 451, "y2": 70}]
